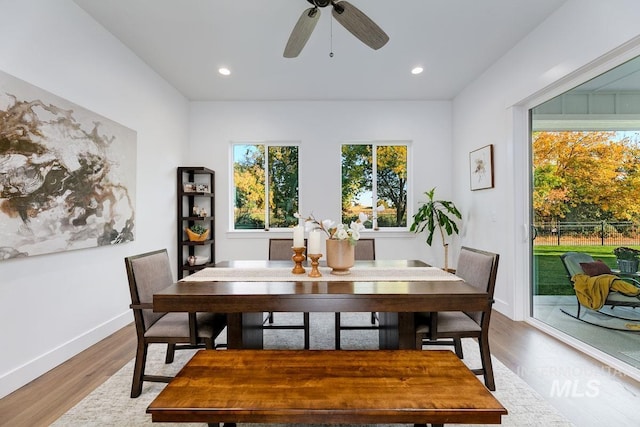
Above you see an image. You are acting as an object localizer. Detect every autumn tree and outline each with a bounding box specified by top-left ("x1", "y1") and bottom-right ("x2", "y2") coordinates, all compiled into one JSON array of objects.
[
  {"x1": 532, "y1": 131, "x2": 640, "y2": 222},
  {"x1": 376, "y1": 145, "x2": 407, "y2": 226}
]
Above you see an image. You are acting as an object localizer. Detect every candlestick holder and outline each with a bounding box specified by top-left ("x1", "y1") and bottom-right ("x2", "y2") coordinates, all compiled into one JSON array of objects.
[
  {"x1": 291, "y1": 246, "x2": 306, "y2": 274},
  {"x1": 308, "y1": 254, "x2": 322, "y2": 278}
]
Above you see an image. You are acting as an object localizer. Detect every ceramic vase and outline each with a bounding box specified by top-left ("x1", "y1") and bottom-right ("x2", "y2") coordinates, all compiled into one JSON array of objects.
[{"x1": 326, "y1": 239, "x2": 355, "y2": 275}]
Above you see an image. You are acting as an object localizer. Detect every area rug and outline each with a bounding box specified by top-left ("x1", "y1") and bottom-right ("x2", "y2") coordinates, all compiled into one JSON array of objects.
[{"x1": 53, "y1": 313, "x2": 573, "y2": 426}]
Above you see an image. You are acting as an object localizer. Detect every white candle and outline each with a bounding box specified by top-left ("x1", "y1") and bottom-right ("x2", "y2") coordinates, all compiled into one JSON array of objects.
[
  {"x1": 293, "y1": 225, "x2": 304, "y2": 248},
  {"x1": 309, "y1": 229, "x2": 322, "y2": 254}
]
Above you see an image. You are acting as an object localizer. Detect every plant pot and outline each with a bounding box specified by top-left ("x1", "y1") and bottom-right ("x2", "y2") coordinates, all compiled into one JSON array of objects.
[
  {"x1": 617, "y1": 259, "x2": 639, "y2": 273},
  {"x1": 185, "y1": 228, "x2": 209, "y2": 242},
  {"x1": 326, "y1": 239, "x2": 355, "y2": 275}
]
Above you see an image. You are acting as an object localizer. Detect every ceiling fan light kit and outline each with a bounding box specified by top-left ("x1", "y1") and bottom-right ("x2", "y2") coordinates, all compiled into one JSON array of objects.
[{"x1": 283, "y1": 0, "x2": 389, "y2": 58}]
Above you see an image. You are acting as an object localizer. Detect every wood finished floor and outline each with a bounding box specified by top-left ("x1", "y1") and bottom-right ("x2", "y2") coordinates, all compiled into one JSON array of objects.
[{"x1": 1, "y1": 313, "x2": 640, "y2": 427}]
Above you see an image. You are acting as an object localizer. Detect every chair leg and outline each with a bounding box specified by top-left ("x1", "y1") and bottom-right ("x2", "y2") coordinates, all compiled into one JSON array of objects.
[
  {"x1": 165, "y1": 343, "x2": 175, "y2": 364},
  {"x1": 131, "y1": 341, "x2": 148, "y2": 398},
  {"x1": 371, "y1": 311, "x2": 377, "y2": 324},
  {"x1": 416, "y1": 333, "x2": 424, "y2": 350},
  {"x1": 335, "y1": 312, "x2": 341, "y2": 350},
  {"x1": 268, "y1": 311, "x2": 274, "y2": 324},
  {"x1": 478, "y1": 334, "x2": 495, "y2": 391},
  {"x1": 303, "y1": 312, "x2": 310, "y2": 349},
  {"x1": 453, "y1": 338, "x2": 464, "y2": 359}
]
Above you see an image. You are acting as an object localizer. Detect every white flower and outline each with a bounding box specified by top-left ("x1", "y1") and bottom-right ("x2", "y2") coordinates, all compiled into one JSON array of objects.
[
  {"x1": 322, "y1": 219, "x2": 335, "y2": 231},
  {"x1": 350, "y1": 229, "x2": 361, "y2": 241},
  {"x1": 335, "y1": 228, "x2": 349, "y2": 240},
  {"x1": 358, "y1": 212, "x2": 369, "y2": 223}
]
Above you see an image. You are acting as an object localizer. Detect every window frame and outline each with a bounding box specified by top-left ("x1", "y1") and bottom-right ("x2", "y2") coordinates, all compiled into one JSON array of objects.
[
  {"x1": 340, "y1": 140, "x2": 412, "y2": 231},
  {"x1": 229, "y1": 140, "x2": 300, "y2": 232}
]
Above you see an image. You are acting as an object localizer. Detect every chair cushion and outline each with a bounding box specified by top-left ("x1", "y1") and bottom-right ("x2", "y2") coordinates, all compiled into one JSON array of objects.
[
  {"x1": 580, "y1": 260, "x2": 612, "y2": 276},
  {"x1": 415, "y1": 311, "x2": 481, "y2": 335},
  {"x1": 145, "y1": 312, "x2": 225, "y2": 340}
]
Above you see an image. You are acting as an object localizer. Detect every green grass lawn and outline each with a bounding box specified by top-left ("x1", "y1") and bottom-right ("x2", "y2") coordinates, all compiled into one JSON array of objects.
[{"x1": 533, "y1": 245, "x2": 638, "y2": 295}]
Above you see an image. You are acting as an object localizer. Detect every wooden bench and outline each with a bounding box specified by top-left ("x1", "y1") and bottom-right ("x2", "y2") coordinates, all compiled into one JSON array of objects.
[{"x1": 147, "y1": 349, "x2": 507, "y2": 426}]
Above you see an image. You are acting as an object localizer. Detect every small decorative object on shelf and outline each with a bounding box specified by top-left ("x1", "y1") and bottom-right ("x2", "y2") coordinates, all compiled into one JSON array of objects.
[
  {"x1": 188, "y1": 255, "x2": 196, "y2": 266},
  {"x1": 186, "y1": 224, "x2": 209, "y2": 242},
  {"x1": 196, "y1": 183, "x2": 209, "y2": 192},
  {"x1": 184, "y1": 182, "x2": 196, "y2": 192},
  {"x1": 291, "y1": 246, "x2": 306, "y2": 274},
  {"x1": 199, "y1": 207, "x2": 207, "y2": 217},
  {"x1": 192, "y1": 204, "x2": 199, "y2": 216}
]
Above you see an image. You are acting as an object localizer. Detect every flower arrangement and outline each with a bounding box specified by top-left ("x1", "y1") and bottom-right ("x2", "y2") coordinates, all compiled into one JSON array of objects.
[{"x1": 294, "y1": 212, "x2": 367, "y2": 245}]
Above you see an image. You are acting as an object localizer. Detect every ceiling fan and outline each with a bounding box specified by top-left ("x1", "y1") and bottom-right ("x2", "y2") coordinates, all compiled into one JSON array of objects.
[{"x1": 283, "y1": 0, "x2": 389, "y2": 58}]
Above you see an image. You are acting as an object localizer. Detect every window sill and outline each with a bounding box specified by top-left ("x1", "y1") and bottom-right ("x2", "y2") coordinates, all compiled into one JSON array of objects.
[{"x1": 225, "y1": 229, "x2": 415, "y2": 239}]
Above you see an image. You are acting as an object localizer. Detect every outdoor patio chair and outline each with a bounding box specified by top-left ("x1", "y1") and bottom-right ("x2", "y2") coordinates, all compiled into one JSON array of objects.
[{"x1": 560, "y1": 251, "x2": 640, "y2": 331}]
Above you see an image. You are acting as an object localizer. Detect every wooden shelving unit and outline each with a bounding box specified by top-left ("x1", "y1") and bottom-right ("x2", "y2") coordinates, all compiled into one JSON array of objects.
[{"x1": 177, "y1": 167, "x2": 215, "y2": 279}]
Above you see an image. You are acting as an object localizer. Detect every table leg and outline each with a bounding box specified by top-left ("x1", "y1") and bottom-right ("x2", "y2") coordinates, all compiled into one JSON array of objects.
[
  {"x1": 378, "y1": 312, "x2": 416, "y2": 349},
  {"x1": 226, "y1": 313, "x2": 263, "y2": 349}
]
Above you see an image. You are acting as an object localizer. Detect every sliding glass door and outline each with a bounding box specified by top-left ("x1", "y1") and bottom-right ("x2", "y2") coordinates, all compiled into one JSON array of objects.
[{"x1": 529, "y1": 56, "x2": 640, "y2": 370}]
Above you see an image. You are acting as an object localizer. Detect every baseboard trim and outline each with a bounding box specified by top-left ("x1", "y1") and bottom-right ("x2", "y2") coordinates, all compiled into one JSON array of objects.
[{"x1": 0, "y1": 311, "x2": 132, "y2": 399}]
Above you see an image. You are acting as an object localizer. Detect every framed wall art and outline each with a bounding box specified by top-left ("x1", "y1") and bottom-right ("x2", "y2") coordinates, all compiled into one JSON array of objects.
[
  {"x1": 469, "y1": 144, "x2": 494, "y2": 190},
  {"x1": 0, "y1": 70, "x2": 137, "y2": 261}
]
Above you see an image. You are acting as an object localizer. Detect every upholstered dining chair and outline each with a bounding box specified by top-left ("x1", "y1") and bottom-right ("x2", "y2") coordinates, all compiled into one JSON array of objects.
[
  {"x1": 125, "y1": 249, "x2": 226, "y2": 398},
  {"x1": 267, "y1": 238, "x2": 310, "y2": 349},
  {"x1": 415, "y1": 246, "x2": 499, "y2": 390},
  {"x1": 334, "y1": 238, "x2": 376, "y2": 349}
]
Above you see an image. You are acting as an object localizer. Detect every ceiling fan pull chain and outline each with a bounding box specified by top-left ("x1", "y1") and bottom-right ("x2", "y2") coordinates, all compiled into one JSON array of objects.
[{"x1": 329, "y1": 15, "x2": 334, "y2": 58}]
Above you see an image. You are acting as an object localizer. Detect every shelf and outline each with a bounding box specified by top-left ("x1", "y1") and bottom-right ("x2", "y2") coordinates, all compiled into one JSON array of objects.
[{"x1": 178, "y1": 167, "x2": 215, "y2": 279}]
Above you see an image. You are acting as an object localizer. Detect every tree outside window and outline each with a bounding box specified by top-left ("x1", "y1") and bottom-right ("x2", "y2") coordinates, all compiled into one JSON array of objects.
[
  {"x1": 341, "y1": 143, "x2": 408, "y2": 228},
  {"x1": 233, "y1": 143, "x2": 299, "y2": 229}
]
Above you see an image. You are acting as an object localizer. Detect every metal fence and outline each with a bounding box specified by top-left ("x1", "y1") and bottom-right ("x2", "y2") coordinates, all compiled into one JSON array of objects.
[{"x1": 533, "y1": 221, "x2": 640, "y2": 246}]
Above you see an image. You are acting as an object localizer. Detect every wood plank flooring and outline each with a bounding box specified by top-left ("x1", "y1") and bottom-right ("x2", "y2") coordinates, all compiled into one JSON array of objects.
[{"x1": 1, "y1": 313, "x2": 639, "y2": 426}]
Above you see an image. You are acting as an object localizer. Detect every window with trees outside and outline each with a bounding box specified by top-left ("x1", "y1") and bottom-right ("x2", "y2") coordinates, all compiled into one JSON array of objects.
[
  {"x1": 341, "y1": 142, "x2": 409, "y2": 229},
  {"x1": 232, "y1": 142, "x2": 299, "y2": 230}
]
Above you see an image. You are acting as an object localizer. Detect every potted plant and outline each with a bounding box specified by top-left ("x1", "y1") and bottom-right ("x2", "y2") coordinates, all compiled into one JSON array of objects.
[
  {"x1": 185, "y1": 223, "x2": 210, "y2": 242},
  {"x1": 613, "y1": 246, "x2": 640, "y2": 273},
  {"x1": 410, "y1": 187, "x2": 462, "y2": 271}
]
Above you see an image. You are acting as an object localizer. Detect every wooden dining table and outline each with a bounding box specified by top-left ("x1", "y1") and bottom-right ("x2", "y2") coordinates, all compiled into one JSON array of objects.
[{"x1": 153, "y1": 259, "x2": 491, "y2": 349}]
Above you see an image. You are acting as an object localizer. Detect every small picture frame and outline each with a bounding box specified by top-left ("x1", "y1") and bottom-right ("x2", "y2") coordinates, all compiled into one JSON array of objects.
[
  {"x1": 469, "y1": 144, "x2": 494, "y2": 190},
  {"x1": 196, "y1": 183, "x2": 209, "y2": 193},
  {"x1": 183, "y1": 182, "x2": 196, "y2": 192}
]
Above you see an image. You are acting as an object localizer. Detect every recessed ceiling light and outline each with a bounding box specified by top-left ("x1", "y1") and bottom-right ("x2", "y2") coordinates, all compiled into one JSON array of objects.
[
  {"x1": 218, "y1": 67, "x2": 231, "y2": 76},
  {"x1": 411, "y1": 66, "x2": 424, "y2": 75}
]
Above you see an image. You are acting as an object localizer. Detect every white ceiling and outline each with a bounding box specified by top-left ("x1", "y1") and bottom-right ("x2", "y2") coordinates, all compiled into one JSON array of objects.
[{"x1": 73, "y1": 0, "x2": 568, "y2": 101}]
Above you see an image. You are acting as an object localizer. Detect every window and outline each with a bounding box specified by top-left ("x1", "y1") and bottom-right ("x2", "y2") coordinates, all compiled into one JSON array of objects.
[
  {"x1": 341, "y1": 142, "x2": 408, "y2": 229},
  {"x1": 232, "y1": 142, "x2": 299, "y2": 230}
]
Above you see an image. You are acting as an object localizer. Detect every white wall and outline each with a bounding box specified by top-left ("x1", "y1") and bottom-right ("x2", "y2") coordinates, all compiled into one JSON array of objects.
[
  {"x1": 451, "y1": 0, "x2": 640, "y2": 319},
  {"x1": 0, "y1": 0, "x2": 189, "y2": 398},
  {"x1": 189, "y1": 101, "x2": 453, "y2": 264}
]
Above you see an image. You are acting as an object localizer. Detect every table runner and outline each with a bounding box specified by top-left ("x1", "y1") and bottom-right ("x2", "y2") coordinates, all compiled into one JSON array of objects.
[{"x1": 180, "y1": 266, "x2": 461, "y2": 282}]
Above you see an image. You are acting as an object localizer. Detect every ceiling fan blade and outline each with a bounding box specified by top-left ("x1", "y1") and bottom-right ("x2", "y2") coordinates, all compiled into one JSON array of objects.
[
  {"x1": 284, "y1": 7, "x2": 321, "y2": 58},
  {"x1": 331, "y1": 1, "x2": 389, "y2": 50}
]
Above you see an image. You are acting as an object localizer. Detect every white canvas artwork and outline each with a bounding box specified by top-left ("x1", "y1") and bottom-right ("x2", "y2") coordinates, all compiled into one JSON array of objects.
[{"x1": 0, "y1": 70, "x2": 136, "y2": 260}]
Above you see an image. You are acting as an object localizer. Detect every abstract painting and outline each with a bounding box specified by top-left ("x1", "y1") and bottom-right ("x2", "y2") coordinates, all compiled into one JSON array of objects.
[
  {"x1": 469, "y1": 144, "x2": 494, "y2": 190},
  {"x1": 0, "y1": 70, "x2": 136, "y2": 260}
]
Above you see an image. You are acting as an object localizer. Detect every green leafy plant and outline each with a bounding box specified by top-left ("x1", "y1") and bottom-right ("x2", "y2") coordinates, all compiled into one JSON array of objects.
[
  {"x1": 613, "y1": 246, "x2": 640, "y2": 261},
  {"x1": 410, "y1": 187, "x2": 462, "y2": 271},
  {"x1": 189, "y1": 224, "x2": 208, "y2": 235}
]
